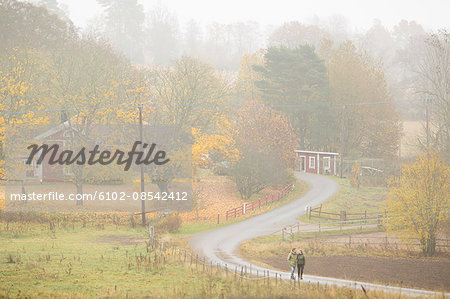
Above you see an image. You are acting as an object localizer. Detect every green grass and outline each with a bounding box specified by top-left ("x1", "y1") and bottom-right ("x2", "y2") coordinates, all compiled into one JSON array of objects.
[
  {"x1": 0, "y1": 223, "x2": 404, "y2": 298},
  {"x1": 0, "y1": 223, "x2": 245, "y2": 298},
  {"x1": 299, "y1": 177, "x2": 388, "y2": 223}
]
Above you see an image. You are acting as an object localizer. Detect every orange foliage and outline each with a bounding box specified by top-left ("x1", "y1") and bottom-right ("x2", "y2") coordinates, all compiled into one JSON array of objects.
[{"x1": 236, "y1": 99, "x2": 297, "y2": 166}]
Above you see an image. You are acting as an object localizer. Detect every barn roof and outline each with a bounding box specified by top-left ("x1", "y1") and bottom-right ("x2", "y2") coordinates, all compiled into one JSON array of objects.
[{"x1": 295, "y1": 150, "x2": 339, "y2": 156}]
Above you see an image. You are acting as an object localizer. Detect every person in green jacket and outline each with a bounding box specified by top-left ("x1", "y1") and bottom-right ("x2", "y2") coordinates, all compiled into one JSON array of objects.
[
  {"x1": 287, "y1": 248, "x2": 298, "y2": 279},
  {"x1": 296, "y1": 249, "x2": 306, "y2": 280}
]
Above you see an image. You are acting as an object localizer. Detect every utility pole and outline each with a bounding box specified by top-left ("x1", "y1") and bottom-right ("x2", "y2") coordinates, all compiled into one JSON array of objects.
[
  {"x1": 138, "y1": 104, "x2": 145, "y2": 226},
  {"x1": 339, "y1": 105, "x2": 346, "y2": 178}
]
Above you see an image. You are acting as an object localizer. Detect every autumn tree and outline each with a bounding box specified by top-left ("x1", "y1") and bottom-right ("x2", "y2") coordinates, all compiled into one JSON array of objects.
[
  {"x1": 235, "y1": 50, "x2": 265, "y2": 103},
  {"x1": 230, "y1": 100, "x2": 297, "y2": 199},
  {"x1": 0, "y1": 0, "x2": 74, "y2": 51},
  {"x1": 0, "y1": 96, "x2": 5, "y2": 181},
  {"x1": 322, "y1": 40, "x2": 401, "y2": 166},
  {"x1": 46, "y1": 37, "x2": 131, "y2": 205},
  {"x1": 192, "y1": 116, "x2": 238, "y2": 170},
  {"x1": 146, "y1": 57, "x2": 230, "y2": 196},
  {"x1": 149, "y1": 56, "x2": 230, "y2": 130},
  {"x1": 254, "y1": 46, "x2": 332, "y2": 150},
  {"x1": 0, "y1": 48, "x2": 50, "y2": 183},
  {"x1": 385, "y1": 152, "x2": 449, "y2": 255}
]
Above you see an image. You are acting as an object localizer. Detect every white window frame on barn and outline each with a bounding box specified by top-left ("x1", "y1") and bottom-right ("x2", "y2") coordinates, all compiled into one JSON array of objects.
[{"x1": 309, "y1": 156, "x2": 315, "y2": 169}]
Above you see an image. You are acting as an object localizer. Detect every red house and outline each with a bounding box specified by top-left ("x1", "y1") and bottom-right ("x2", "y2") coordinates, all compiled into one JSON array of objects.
[
  {"x1": 22, "y1": 122, "x2": 83, "y2": 182},
  {"x1": 294, "y1": 150, "x2": 339, "y2": 175},
  {"x1": 24, "y1": 120, "x2": 102, "y2": 182}
]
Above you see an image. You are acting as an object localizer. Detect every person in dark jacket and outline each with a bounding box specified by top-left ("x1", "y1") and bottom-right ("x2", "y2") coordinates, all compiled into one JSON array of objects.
[
  {"x1": 287, "y1": 248, "x2": 298, "y2": 279},
  {"x1": 296, "y1": 249, "x2": 306, "y2": 280}
]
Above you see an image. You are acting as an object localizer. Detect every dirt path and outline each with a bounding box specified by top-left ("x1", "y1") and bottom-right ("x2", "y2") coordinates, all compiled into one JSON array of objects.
[{"x1": 261, "y1": 255, "x2": 450, "y2": 292}]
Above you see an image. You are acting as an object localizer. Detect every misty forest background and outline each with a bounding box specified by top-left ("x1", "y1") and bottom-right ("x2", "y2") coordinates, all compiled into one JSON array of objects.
[{"x1": 0, "y1": 0, "x2": 449, "y2": 198}]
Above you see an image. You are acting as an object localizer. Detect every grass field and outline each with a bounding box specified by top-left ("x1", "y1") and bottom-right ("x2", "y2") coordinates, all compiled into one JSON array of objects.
[
  {"x1": 1, "y1": 220, "x2": 417, "y2": 298},
  {"x1": 299, "y1": 177, "x2": 388, "y2": 223}
]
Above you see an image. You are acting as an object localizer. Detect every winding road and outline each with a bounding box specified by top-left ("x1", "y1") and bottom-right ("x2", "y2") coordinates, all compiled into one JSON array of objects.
[{"x1": 190, "y1": 172, "x2": 449, "y2": 297}]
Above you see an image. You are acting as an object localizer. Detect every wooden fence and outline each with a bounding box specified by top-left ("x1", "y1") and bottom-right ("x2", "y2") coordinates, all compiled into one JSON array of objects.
[
  {"x1": 225, "y1": 184, "x2": 293, "y2": 220},
  {"x1": 308, "y1": 204, "x2": 385, "y2": 223},
  {"x1": 152, "y1": 240, "x2": 304, "y2": 289},
  {"x1": 320, "y1": 236, "x2": 450, "y2": 249},
  {"x1": 281, "y1": 218, "x2": 383, "y2": 242}
]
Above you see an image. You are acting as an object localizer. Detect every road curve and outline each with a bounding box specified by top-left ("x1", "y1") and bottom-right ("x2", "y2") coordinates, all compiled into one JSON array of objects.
[{"x1": 190, "y1": 172, "x2": 449, "y2": 297}]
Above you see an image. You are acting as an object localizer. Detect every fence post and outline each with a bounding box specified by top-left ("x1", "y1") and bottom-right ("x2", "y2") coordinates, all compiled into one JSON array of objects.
[
  {"x1": 243, "y1": 203, "x2": 246, "y2": 215},
  {"x1": 217, "y1": 213, "x2": 220, "y2": 225}
]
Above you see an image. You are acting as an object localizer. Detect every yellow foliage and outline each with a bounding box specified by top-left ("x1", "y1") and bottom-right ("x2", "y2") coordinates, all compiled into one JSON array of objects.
[
  {"x1": 192, "y1": 116, "x2": 239, "y2": 168},
  {"x1": 385, "y1": 152, "x2": 449, "y2": 255},
  {"x1": 236, "y1": 50, "x2": 265, "y2": 101}
]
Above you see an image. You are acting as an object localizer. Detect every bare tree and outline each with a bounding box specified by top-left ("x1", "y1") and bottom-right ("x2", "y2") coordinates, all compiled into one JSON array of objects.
[{"x1": 416, "y1": 30, "x2": 450, "y2": 160}]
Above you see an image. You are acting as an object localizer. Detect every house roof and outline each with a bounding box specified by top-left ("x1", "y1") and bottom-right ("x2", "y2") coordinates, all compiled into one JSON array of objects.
[
  {"x1": 295, "y1": 150, "x2": 339, "y2": 156},
  {"x1": 34, "y1": 121, "x2": 76, "y2": 141}
]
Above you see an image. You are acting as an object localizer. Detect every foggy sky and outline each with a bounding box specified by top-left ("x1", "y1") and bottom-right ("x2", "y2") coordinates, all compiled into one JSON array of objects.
[{"x1": 59, "y1": 0, "x2": 449, "y2": 32}]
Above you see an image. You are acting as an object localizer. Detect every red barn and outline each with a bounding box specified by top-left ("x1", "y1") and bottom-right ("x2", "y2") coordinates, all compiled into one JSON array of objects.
[{"x1": 295, "y1": 150, "x2": 338, "y2": 175}]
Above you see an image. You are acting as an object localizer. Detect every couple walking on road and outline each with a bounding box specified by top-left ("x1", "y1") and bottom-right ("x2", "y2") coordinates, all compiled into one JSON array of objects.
[{"x1": 287, "y1": 248, "x2": 305, "y2": 280}]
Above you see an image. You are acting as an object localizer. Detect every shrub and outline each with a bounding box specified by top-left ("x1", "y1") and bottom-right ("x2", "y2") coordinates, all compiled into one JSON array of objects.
[{"x1": 157, "y1": 213, "x2": 182, "y2": 233}]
